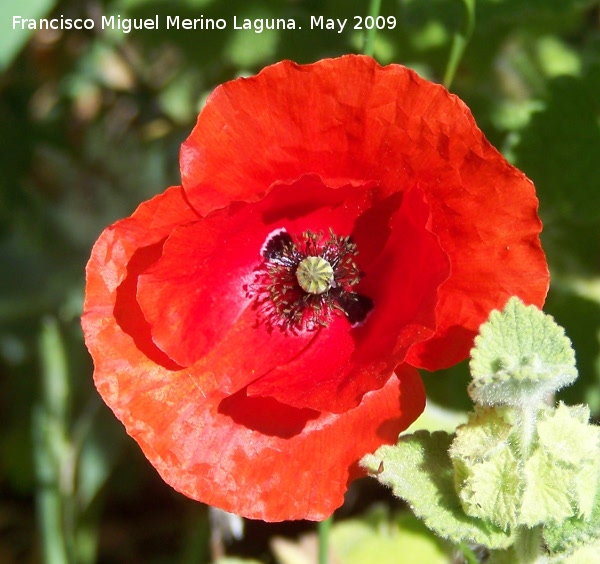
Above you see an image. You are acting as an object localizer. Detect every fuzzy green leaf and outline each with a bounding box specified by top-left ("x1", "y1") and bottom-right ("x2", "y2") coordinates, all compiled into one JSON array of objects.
[
  {"x1": 520, "y1": 449, "x2": 575, "y2": 527},
  {"x1": 532, "y1": 402, "x2": 600, "y2": 521},
  {"x1": 459, "y1": 445, "x2": 521, "y2": 530},
  {"x1": 449, "y1": 407, "x2": 514, "y2": 461},
  {"x1": 561, "y1": 541, "x2": 600, "y2": 564},
  {"x1": 543, "y1": 464, "x2": 600, "y2": 555},
  {"x1": 449, "y1": 408, "x2": 522, "y2": 530},
  {"x1": 361, "y1": 431, "x2": 514, "y2": 549},
  {"x1": 469, "y1": 298, "x2": 577, "y2": 407},
  {"x1": 537, "y1": 403, "x2": 600, "y2": 466},
  {"x1": 574, "y1": 459, "x2": 600, "y2": 519}
]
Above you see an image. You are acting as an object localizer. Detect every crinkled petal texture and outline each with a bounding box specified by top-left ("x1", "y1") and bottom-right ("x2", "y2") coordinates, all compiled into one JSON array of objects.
[
  {"x1": 83, "y1": 186, "x2": 426, "y2": 521},
  {"x1": 83, "y1": 55, "x2": 548, "y2": 522},
  {"x1": 181, "y1": 55, "x2": 549, "y2": 369}
]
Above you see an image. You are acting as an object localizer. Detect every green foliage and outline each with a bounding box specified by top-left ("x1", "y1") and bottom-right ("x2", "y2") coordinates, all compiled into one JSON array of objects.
[
  {"x1": 366, "y1": 299, "x2": 600, "y2": 561},
  {"x1": 404, "y1": 398, "x2": 468, "y2": 434},
  {"x1": 516, "y1": 65, "x2": 600, "y2": 225},
  {"x1": 513, "y1": 62, "x2": 600, "y2": 329},
  {"x1": 328, "y1": 508, "x2": 450, "y2": 564},
  {"x1": 543, "y1": 461, "x2": 600, "y2": 555},
  {"x1": 545, "y1": 291, "x2": 600, "y2": 415},
  {"x1": 215, "y1": 558, "x2": 262, "y2": 564},
  {"x1": 270, "y1": 506, "x2": 451, "y2": 564},
  {"x1": 33, "y1": 317, "x2": 127, "y2": 563},
  {"x1": 0, "y1": 0, "x2": 58, "y2": 72},
  {"x1": 450, "y1": 402, "x2": 600, "y2": 532},
  {"x1": 362, "y1": 431, "x2": 515, "y2": 549},
  {"x1": 450, "y1": 408, "x2": 521, "y2": 530},
  {"x1": 469, "y1": 297, "x2": 577, "y2": 407}
]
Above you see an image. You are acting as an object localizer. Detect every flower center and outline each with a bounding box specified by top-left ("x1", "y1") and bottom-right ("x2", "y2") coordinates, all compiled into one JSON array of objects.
[
  {"x1": 247, "y1": 228, "x2": 374, "y2": 332},
  {"x1": 295, "y1": 256, "x2": 335, "y2": 294}
]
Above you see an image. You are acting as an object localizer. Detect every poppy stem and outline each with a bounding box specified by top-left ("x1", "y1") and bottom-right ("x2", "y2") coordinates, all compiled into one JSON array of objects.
[
  {"x1": 318, "y1": 515, "x2": 333, "y2": 564},
  {"x1": 363, "y1": 0, "x2": 382, "y2": 57},
  {"x1": 443, "y1": 0, "x2": 476, "y2": 89}
]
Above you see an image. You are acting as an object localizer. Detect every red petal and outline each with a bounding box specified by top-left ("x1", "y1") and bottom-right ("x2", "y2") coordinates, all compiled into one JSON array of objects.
[
  {"x1": 82, "y1": 181, "x2": 424, "y2": 521},
  {"x1": 83, "y1": 187, "x2": 199, "y2": 371},
  {"x1": 181, "y1": 55, "x2": 451, "y2": 214},
  {"x1": 405, "y1": 168, "x2": 549, "y2": 369},
  {"x1": 84, "y1": 54, "x2": 550, "y2": 521},
  {"x1": 136, "y1": 176, "x2": 374, "y2": 373},
  {"x1": 181, "y1": 55, "x2": 548, "y2": 369},
  {"x1": 83, "y1": 195, "x2": 425, "y2": 520},
  {"x1": 247, "y1": 187, "x2": 449, "y2": 412}
]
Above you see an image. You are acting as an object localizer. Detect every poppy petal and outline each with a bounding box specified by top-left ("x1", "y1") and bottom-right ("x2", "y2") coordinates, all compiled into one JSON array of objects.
[
  {"x1": 247, "y1": 186, "x2": 450, "y2": 413},
  {"x1": 405, "y1": 168, "x2": 549, "y2": 369},
  {"x1": 181, "y1": 55, "x2": 548, "y2": 370},
  {"x1": 83, "y1": 194, "x2": 425, "y2": 520},
  {"x1": 84, "y1": 186, "x2": 199, "y2": 371},
  {"x1": 84, "y1": 55, "x2": 549, "y2": 521},
  {"x1": 136, "y1": 176, "x2": 376, "y2": 371}
]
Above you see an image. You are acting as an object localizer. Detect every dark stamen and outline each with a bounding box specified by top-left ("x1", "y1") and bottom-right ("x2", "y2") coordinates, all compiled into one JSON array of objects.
[
  {"x1": 261, "y1": 230, "x2": 294, "y2": 263},
  {"x1": 251, "y1": 228, "x2": 373, "y2": 331},
  {"x1": 336, "y1": 292, "x2": 374, "y2": 325}
]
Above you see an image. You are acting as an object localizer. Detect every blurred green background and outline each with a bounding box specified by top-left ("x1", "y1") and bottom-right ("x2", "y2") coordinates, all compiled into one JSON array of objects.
[{"x1": 1, "y1": 0, "x2": 600, "y2": 562}]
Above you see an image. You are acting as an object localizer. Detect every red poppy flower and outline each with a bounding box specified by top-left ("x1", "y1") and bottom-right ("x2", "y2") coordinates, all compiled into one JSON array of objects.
[{"x1": 82, "y1": 55, "x2": 548, "y2": 522}]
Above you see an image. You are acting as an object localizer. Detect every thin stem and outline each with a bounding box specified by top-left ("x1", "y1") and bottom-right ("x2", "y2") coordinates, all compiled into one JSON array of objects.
[
  {"x1": 318, "y1": 516, "x2": 333, "y2": 564},
  {"x1": 363, "y1": 0, "x2": 383, "y2": 57},
  {"x1": 443, "y1": 0, "x2": 476, "y2": 89},
  {"x1": 514, "y1": 526, "x2": 543, "y2": 564},
  {"x1": 518, "y1": 403, "x2": 538, "y2": 458},
  {"x1": 33, "y1": 408, "x2": 70, "y2": 564},
  {"x1": 511, "y1": 403, "x2": 543, "y2": 563},
  {"x1": 458, "y1": 542, "x2": 481, "y2": 564},
  {"x1": 34, "y1": 318, "x2": 73, "y2": 564}
]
